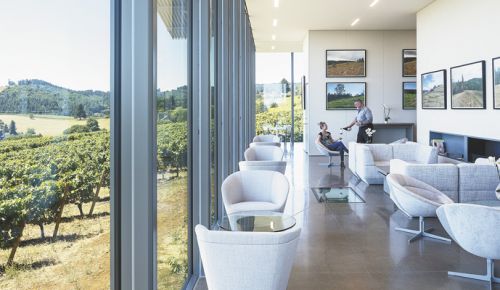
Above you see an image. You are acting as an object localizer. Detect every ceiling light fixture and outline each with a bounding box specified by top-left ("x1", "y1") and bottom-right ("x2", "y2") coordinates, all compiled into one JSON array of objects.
[
  {"x1": 271, "y1": 45, "x2": 276, "y2": 50},
  {"x1": 274, "y1": 0, "x2": 279, "y2": 8},
  {"x1": 351, "y1": 18, "x2": 360, "y2": 26},
  {"x1": 272, "y1": 34, "x2": 276, "y2": 41},
  {"x1": 369, "y1": 0, "x2": 379, "y2": 7},
  {"x1": 272, "y1": 19, "x2": 278, "y2": 27}
]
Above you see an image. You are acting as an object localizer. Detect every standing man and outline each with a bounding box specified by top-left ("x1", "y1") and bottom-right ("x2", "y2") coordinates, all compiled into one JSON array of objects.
[{"x1": 344, "y1": 99, "x2": 373, "y2": 143}]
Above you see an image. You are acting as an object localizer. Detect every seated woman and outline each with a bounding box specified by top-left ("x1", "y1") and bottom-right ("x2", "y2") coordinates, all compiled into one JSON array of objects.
[{"x1": 316, "y1": 121, "x2": 349, "y2": 164}]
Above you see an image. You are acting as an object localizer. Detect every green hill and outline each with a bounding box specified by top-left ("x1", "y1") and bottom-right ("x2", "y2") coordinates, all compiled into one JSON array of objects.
[{"x1": 0, "y1": 79, "x2": 110, "y2": 116}]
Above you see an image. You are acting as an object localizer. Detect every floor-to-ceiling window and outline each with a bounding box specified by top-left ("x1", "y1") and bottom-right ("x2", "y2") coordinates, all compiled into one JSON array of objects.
[
  {"x1": 156, "y1": 0, "x2": 191, "y2": 288},
  {"x1": 0, "y1": 0, "x2": 111, "y2": 289},
  {"x1": 209, "y1": 0, "x2": 218, "y2": 226}
]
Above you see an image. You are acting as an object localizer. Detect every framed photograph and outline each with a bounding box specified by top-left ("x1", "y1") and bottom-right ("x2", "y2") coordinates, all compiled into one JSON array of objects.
[
  {"x1": 326, "y1": 82, "x2": 366, "y2": 110},
  {"x1": 402, "y1": 49, "x2": 417, "y2": 77},
  {"x1": 450, "y1": 61, "x2": 486, "y2": 109},
  {"x1": 402, "y1": 82, "x2": 416, "y2": 110},
  {"x1": 326, "y1": 50, "x2": 366, "y2": 77},
  {"x1": 421, "y1": 69, "x2": 447, "y2": 109},
  {"x1": 493, "y1": 57, "x2": 500, "y2": 109}
]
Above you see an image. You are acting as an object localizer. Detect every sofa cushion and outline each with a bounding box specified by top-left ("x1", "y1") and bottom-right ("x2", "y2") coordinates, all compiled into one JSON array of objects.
[
  {"x1": 457, "y1": 164, "x2": 499, "y2": 202},
  {"x1": 392, "y1": 143, "x2": 417, "y2": 161},
  {"x1": 364, "y1": 144, "x2": 392, "y2": 161}
]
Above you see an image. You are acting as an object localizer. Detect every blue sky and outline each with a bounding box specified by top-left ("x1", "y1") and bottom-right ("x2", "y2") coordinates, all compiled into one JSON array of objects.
[
  {"x1": 0, "y1": 0, "x2": 188, "y2": 92},
  {"x1": 327, "y1": 83, "x2": 365, "y2": 95}
]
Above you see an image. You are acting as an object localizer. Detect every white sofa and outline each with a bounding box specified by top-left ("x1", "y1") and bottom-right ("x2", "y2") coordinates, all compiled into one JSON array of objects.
[
  {"x1": 349, "y1": 142, "x2": 438, "y2": 185},
  {"x1": 390, "y1": 159, "x2": 499, "y2": 203}
]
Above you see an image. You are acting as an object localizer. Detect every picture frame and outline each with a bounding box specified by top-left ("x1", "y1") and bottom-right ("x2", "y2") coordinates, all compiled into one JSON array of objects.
[
  {"x1": 326, "y1": 49, "x2": 366, "y2": 77},
  {"x1": 493, "y1": 57, "x2": 500, "y2": 109},
  {"x1": 450, "y1": 60, "x2": 486, "y2": 109},
  {"x1": 402, "y1": 82, "x2": 416, "y2": 110},
  {"x1": 326, "y1": 82, "x2": 366, "y2": 110},
  {"x1": 402, "y1": 49, "x2": 417, "y2": 77},
  {"x1": 421, "y1": 69, "x2": 447, "y2": 109}
]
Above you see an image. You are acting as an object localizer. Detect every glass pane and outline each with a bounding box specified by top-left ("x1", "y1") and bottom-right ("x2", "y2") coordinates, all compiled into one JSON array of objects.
[
  {"x1": 0, "y1": 1, "x2": 110, "y2": 289},
  {"x1": 209, "y1": 0, "x2": 218, "y2": 226},
  {"x1": 156, "y1": 0, "x2": 190, "y2": 288},
  {"x1": 255, "y1": 53, "x2": 305, "y2": 146}
]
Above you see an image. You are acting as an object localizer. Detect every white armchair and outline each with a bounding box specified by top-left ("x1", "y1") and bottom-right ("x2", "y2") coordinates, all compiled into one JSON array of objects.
[
  {"x1": 195, "y1": 224, "x2": 301, "y2": 290},
  {"x1": 244, "y1": 146, "x2": 283, "y2": 161},
  {"x1": 315, "y1": 142, "x2": 343, "y2": 168},
  {"x1": 221, "y1": 170, "x2": 289, "y2": 215},
  {"x1": 250, "y1": 135, "x2": 281, "y2": 147},
  {"x1": 239, "y1": 161, "x2": 286, "y2": 174},
  {"x1": 387, "y1": 173, "x2": 454, "y2": 243},
  {"x1": 437, "y1": 203, "x2": 500, "y2": 283},
  {"x1": 390, "y1": 159, "x2": 459, "y2": 202}
]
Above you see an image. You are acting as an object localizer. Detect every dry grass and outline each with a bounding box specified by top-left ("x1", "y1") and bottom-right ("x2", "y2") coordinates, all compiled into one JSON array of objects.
[
  {"x1": 0, "y1": 114, "x2": 110, "y2": 136},
  {"x1": 327, "y1": 61, "x2": 364, "y2": 77},
  {"x1": 0, "y1": 190, "x2": 111, "y2": 290},
  {"x1": 404, "y1": 60, "x2": 417, "y2": 76},
  {"x1": 452, "y1": 90, "x2": 483, "y2": 108},
  {"x1": 0, "y1": 173, "x2": 189, "y2": 290}
]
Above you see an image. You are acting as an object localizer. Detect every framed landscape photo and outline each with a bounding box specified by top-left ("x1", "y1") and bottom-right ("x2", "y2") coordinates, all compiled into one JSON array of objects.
[
  {"x1": 402, "y1": 49, "x2": 417, "y2": 77},
  {"x1": 450, "y1": 61, "x2": 486, "y2": 109},
  {"x1": 326, "y1": 82, "x2": 366, "y2": 110},
  {"x1": 421, "y1": 69, "x2": 447, "y2": 109},
  {"x1": 326, "y1": 50, "x2": 366, "y2": 77},
  {"x1": 493, "y1": 57, "x2": 500, "y2": 109},
  {"x1": 402, "y1": 82, "x2": 416, "y2": 110}
]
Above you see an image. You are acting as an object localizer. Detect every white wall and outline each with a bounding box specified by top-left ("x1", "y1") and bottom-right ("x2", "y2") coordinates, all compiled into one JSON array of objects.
[
  {"x1": 307, "y1": 30, "x2": 416, "y2": 155},
  {"x1": 417, "y1": 0, "x2": 500, "y2": 144}
]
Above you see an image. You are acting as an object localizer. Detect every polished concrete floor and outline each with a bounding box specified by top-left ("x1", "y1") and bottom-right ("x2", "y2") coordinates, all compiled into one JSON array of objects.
[{"x1": 195, "y1": 145, "x2": 500, "y2": 290}]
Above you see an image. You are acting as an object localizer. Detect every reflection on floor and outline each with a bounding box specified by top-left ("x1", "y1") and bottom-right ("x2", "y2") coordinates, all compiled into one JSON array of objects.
[{"x1": 195, "y1": 144, "x2": 500, "y2": 290}]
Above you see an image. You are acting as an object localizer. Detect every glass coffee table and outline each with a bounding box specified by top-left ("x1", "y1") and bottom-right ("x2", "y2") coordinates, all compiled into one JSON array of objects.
[
  {"x1": 310, "y1": 187, "x2": 365, "y2": 203},
  {"x1": 376, "y1": 166, "x2": 390, "y2": 195},
  {"x1": 219, "y1": 211, "x2": 296, "y2": 232}
]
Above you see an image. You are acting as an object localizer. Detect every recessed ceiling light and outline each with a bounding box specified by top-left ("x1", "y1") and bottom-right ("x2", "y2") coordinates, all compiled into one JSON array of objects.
[
  {"x1": 272, "y1": 19, "x2": 278, "y2": 27},
  {"x1": 271, "y1": 45, "x2": 276, "y2": 50},
  {"x1": 274, "y1": 0, "x2": 279, "y2": 8},
  {"x1": 351, "y1": 18, "x2": 360, "y2": 26},
  {"x1": 369, "y1": 0, "x2": 379, "y2": 7},
  {"x1": 272, "y1": 34, "x2": 276, "y2": 41}
]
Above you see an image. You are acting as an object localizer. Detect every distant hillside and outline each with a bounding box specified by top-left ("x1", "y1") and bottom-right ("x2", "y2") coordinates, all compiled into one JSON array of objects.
[{"x1": 0, "y1": 79, "x2": 110, "y2": 116}]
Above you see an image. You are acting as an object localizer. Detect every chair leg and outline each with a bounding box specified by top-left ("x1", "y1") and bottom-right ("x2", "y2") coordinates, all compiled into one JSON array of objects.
[
  {"x1": 395, "y1": 216, "x2": 451, "y2": 244},
  {"x1": 449, "y1": 259, "x2": 500, "y2": 284}
]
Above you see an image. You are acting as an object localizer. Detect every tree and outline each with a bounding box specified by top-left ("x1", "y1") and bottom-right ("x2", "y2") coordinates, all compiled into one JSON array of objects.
[
  {"x1": 270, "y1": 102, "x2": 278, "y2": 108},
  {"x1": 26, "y1": 128, "x2": 36, "y2": 135},
  {"x1": 29, "y1": 113, "x2": 35, "y2": 120},
  {"x1": 64, "y1": 125, "x2": 90, "y2": 134},
  {"x1": 9, "y1": 120, "x2": 17, "y2": 135},
  {"x1": 3, "y1": 124, "x2": 8, "y2": 133},
  {"x1": 280, "y1": 78, "x2": 290, "y2": 93},
  {"x1": 334, "y1": 84, "x2": 346, "y2": 95},
  {"x1": 86, "y1": 118, "x2": 100, "y2": 132},
  {"x1": 75, "y1": 104, "x2": 87, "y2": 120}
]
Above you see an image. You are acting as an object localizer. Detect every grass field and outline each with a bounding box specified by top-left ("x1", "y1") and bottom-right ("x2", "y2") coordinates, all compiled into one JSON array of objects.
[
  {"x1": 327, "y1": 95, "x2": 364, "y2": 109},
  {"x1": 403, "y1": 92, "x2": 416, "y2": 109},
  {"x1": 423, "y1": 85, "x2": 446, "y2": 108},
  {"x1": 495, "y1": 84, "x2": 500, "y2": 108},
  {"x1": 452, "y1": 90, "x2": 483, "y2": 108},
  {"x1": 327, "y1": 61, "x2": 364, "y2": 77},
  {"x1": 0, "y1": 173, "x2": 188, "y2": 290},
  {"x1": 0, "y1": 114, "x2": 110, "y2": 136}
]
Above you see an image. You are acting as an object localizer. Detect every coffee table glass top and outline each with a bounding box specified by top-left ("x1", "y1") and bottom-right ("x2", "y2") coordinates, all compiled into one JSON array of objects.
[
  {"x1": 311, "y1": 187, "x2": 365, "y2": 203},
  {"x1": 219, "y1": 211, "x2": 296, "y2": 232}
]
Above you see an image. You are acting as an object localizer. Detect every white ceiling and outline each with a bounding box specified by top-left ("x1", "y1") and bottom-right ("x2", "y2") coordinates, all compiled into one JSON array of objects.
[{"x1": 246, "y1": 0, "x2": 435, "y2": 52}]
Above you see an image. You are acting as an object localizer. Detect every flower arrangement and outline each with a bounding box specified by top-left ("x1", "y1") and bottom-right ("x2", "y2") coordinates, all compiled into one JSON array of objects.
[
  {"x1": 382, "y1": 104, "x2": 391, "y2": 123},
  {"x1": 365, "y1": 128, "x2": 376, "y2": 143}
]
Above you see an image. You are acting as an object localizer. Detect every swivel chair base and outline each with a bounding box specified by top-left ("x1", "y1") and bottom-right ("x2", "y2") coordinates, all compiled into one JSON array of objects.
[{"x1": 396, "y1": 216, "x2": 451, "y2": 244}]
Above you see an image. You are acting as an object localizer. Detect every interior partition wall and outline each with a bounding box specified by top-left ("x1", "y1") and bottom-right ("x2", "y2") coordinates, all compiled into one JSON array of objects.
[{"x1": 115, "y1": 0, "x2": 255, "y2": 289}]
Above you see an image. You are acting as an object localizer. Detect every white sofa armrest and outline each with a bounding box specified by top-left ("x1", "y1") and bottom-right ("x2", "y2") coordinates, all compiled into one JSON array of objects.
[
  {"x1": 416, "y1": 145, "x2": 438, "y2": 164},
  {"x1": 356, "y1": 145, "x2": 375, "y2": 167}
]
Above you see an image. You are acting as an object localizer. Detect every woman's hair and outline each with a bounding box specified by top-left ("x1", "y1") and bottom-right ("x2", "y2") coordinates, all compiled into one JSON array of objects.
[{"x1": 318, "y1": 121, "x2": 327, "y2": 129}]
